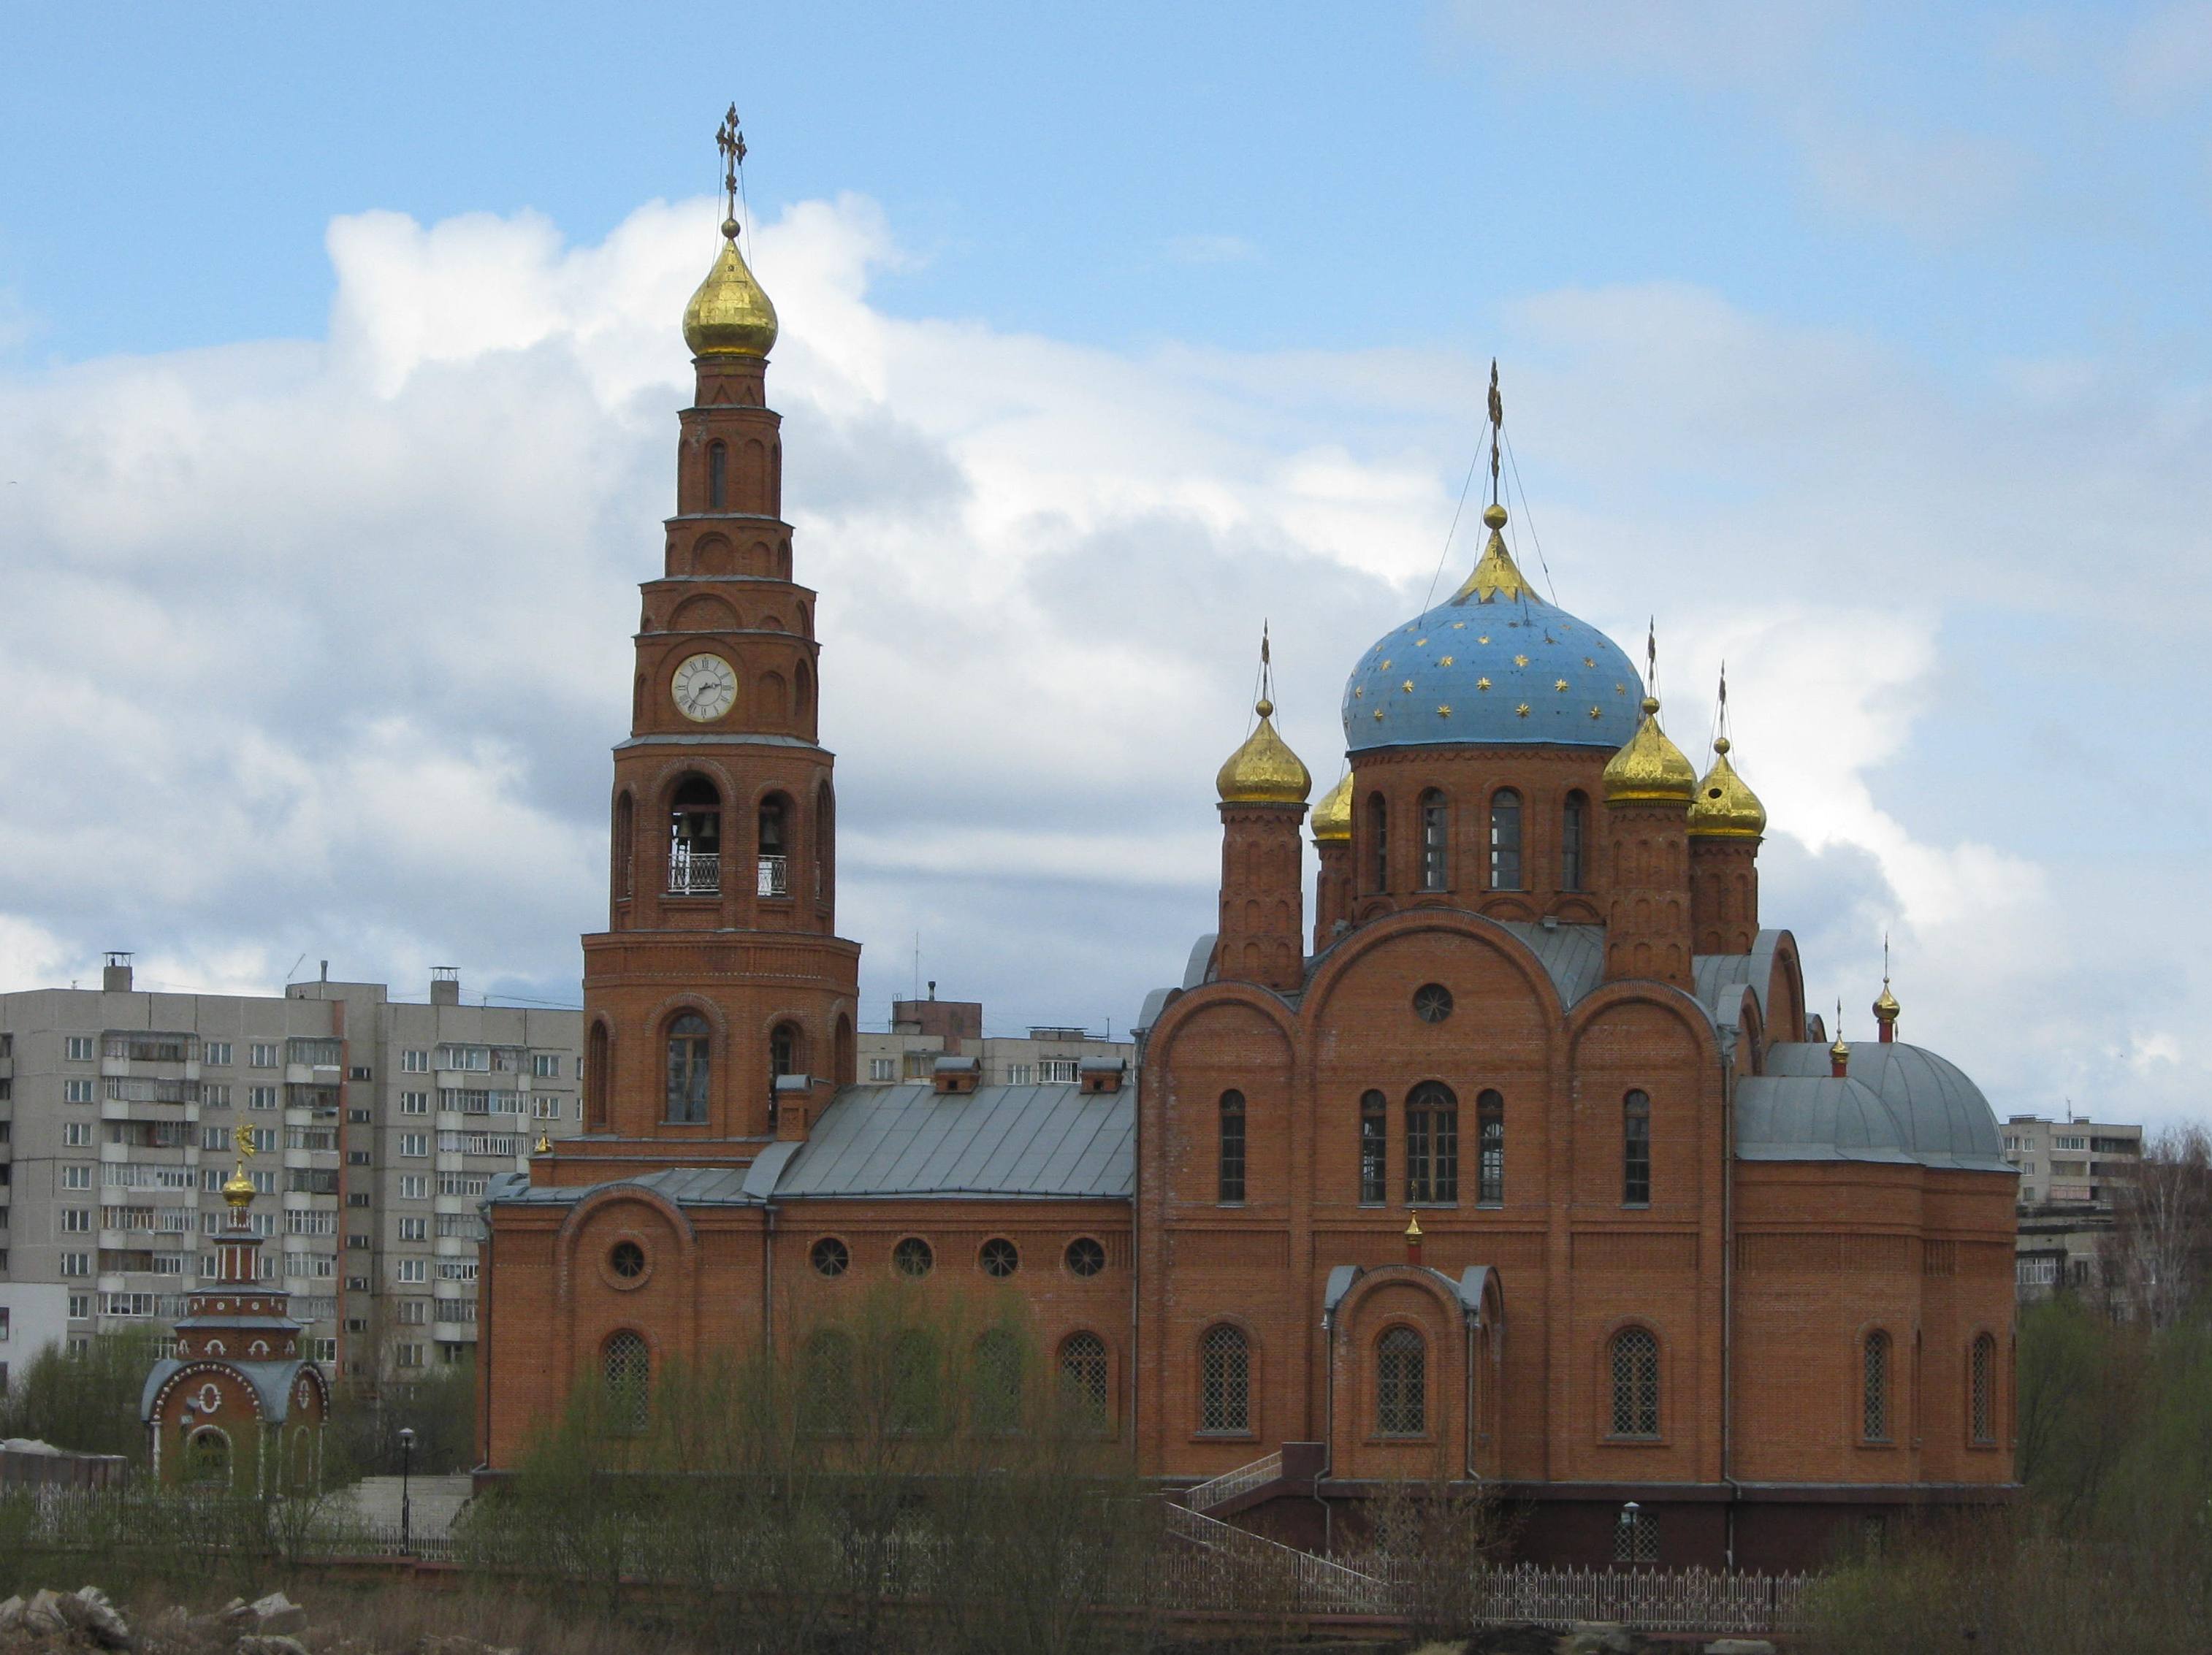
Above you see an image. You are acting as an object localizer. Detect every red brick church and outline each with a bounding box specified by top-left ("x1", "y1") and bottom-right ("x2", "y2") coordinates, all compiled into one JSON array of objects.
[{"x1": 477, "y1": 142, "x2": 2019, "y2": 1569}]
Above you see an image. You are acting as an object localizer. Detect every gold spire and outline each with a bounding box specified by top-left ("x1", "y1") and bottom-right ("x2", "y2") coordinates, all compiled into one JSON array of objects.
[
  {"x1": 1873, "y1": 935, "x2": 1900, "y2": 1030},
  {"x1": 1451, "y1": 364, "x2": 1536, "y2": 603},
  {"x1": 1829, "y1": 998, "x2": 1850, "y2": 1067},
  {"x1": 1404, "y1": 1212, "x2": 1423, "y2": 1241},
  {"x1": 223, "y1": 1125, "x2": 257, "y2": 1212},
  {"x1": 1688, "y1": 737, "x2": 1767, "y2": 837},
  {"x1": 1602, "y1": 697, "x2": 1696, "y2": 804},
  {"x1": 1310, "y1": 771, "x2": 1354, "y2": 841},
  {"x1": 535, "y1": 1129, "x2": 554, "y2": 1155},
  {"x1": 683, "y1": 105, "x2": 779, "y2": 358},
  {"x1": 1216, "y1": 627, "x2": 1312, "y2": 806}
]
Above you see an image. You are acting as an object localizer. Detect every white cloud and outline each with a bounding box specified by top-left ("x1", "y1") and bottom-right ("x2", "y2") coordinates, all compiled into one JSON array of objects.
[
  {"x1": 1, "y1": 192, "x2": 2207, "y2": 1125},
  {"x1": 2115, "y1": 2, "x2": 2212, "y2": 111}
]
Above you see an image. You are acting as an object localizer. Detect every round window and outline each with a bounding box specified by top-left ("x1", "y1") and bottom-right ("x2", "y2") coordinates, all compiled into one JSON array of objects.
[
  {"x1": 893, "y1": 1237, "x2": 934, "y2": 1278},
  {"x1": 810, "y1": 1237, "x2": 850, "y2": 1277},
  {"x1": 609, "y1": 1241, "x2": 646, "y2": 1279},
  {"x1": 979, "y1": 1238, "x2": 1019, "y2": 1278},
  {"x1": 1064, "y1": 1237, "x2": 1107, "y2": 1277},
  {"x1": 1413, "y1": 983, "x2": 1454, "y2": 1023}
]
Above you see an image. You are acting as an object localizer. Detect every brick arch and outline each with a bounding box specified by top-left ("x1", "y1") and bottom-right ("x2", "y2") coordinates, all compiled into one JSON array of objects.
[
  {"x1": 1763, "y1": 930, "x2": 1808, "y2": 1044},
  {"x1": 1563, "y1": 979, "x2": 1722, "y2": 1071},
  {"x1": 668, "y1": 592, "x2": 741, "y2": 632},
  {"x1": 691, "y1": 532, "x2": 736, "y2": 576},
  {"x1": 555, "y1": 1185, "x2": 703, "y2": 1377},
  {"x1": 1300, "y1": 908, "x2": 1573, "y2": 1036},
  {"x1": 641, "y1": 991, "x2": 733, "y2": 1131}
]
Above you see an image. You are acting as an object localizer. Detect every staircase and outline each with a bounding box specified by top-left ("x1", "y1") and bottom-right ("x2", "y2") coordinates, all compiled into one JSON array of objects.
[{"x1": 1179, "y1": 1441, "x2": 1326, "y2": 1518}]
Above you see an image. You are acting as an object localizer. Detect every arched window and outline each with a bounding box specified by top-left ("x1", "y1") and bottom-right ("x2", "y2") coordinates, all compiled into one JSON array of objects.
[
  {"x1": 815, "y1": 781, "x2": 835, "y2": 906},
  {"x1": 1377, "y1": 1326, "x2": 1427, "y2": 1437},
  {"x1": 603, "y1": 1331, "x2": 650, "y2": 1434},
  {"x1": 1489, "y1": 790, "x2": 1523, "y2": 890},
  {"x1": 186, "y1": 1426, "x2": 232, "y2": 1485},
  {"x1": 1622, "y1": 1089, "x2": 1652, "y2": 1206},
  {"x1": 798, "y1": 1329, "x2": 855, "y2": 1434},
  {"x1": 1200, "y1": 1325, "x2": 1250, "y2": 1433},
  {"x1": 1059, "y1": 1332, "x2": 1110, "y2": 1430},
  {"x1": 1367, "y1": 794, "x2": 1389, "y2": 891},
  {"x1": 769, "y1": 1021, "x2": 801, "y2": 1115},
  {"x1": 972, "y1": 1328, "x2": 1024, "y2": 1435},
  {"x1": 668, "y1": 777, "x2": 721, "y2": 895},
  {"x1": 1478, "y1": 1089, "x2": 1505, "y2": 1204},
  {"x1": 1609, "y1": 1327, "x2": 1660, "y2": 1438},
  {"x1": 758, "y1": 794, "x2": 790, "y2": 897},
  {"x1": 1406, "y1": 1082, "x2": 1458, "y2": 1204},
  {"x1": 706, "y1": 440, "x2": 728, "y2": 511},
  {"x1": 1970, "y1": 1334, "x2": 1996, "y2": 1444},
  {"x1": 890, "y1": 1328, "x2": 942, "y2": 1435},
  {"x1": 1218, "y1": 1090, "x2": 1246, "y2": 1204},
  {"x1": 1563, "y1": 791, "x2": 1588, "y2": 891},
  {"x1": 1862, "y1": 1331, "x2": 1891, "y2": 1442},
  {"x1": 1419, "y1": 789, "x2": 1449, "y2": 890},
  {"x1": 664, "y1": 1014, "x2": 710, "y2": 1124},
  {"x1": 1359, "y1": 1090, "x2": 1387, "y2": 1205},
  {"x1": 613, "y1": 792, "x2": 635, "y2": 901},
  {"x1": 586, "y1": 1022, "x2": 610, "y2": 1131}
]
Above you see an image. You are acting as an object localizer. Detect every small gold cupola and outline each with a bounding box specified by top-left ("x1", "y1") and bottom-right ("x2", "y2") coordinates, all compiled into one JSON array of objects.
[
  {"x1": 1217, "y1": 626, "x2": 1311, "y2": 806},
  {"x1": 1688, "y1": 736, "x2": 1767, "y2": 837},
  {"x1": 682, "y1": 105, "x2": 779, "y2": 359},
  {"x1": 1602, "y1": 697, "x2": 1697, "y2": 804},
  {"x1": 1310, "y1": 772, "x2": 1353, "y2": 841},
  {"x1": 1873, "y1": 934, "x2": 1901, "y2": 1042}
]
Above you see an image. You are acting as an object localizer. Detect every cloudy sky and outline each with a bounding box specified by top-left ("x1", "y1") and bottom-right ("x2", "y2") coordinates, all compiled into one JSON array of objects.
[{"x1": 3, "y1": 3, "x2": 2209, "y2": 1124}]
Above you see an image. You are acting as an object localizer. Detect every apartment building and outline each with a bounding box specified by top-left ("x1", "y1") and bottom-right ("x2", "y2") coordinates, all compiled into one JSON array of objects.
[
  {"x1": 855, "y1": 994, "x2": 1133, "y2": 1088},
  {"x1": 2002, "y1": 1112, "x2": 2145, "y2": 1300},
  {"x1": 0, "y1": 955, "x2": 581, "y2": 1382}
]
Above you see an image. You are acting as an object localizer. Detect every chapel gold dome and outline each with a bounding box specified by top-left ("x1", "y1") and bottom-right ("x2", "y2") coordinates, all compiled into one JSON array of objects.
[
  {"x1": 682, "y1": 228, "x2": 779, "y2": 358},
  {"x1": 1687, "y1": 735, "x2": 1767, "y2": 838},
  {"x1": 1601, "y1": 697, "x2": 1697, "y2": 804},
  {"x1": 1310, "y1": 772, "x2": 1354, "y2": 841},
  {"x1": 1216, "y1": 698, "x2": 1313, "y2": 806}
]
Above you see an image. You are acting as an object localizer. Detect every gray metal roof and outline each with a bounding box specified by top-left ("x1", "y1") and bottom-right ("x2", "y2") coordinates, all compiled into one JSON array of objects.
[
  {"x1": 775, "y1": 1082, "x2": 1133, "y2": 1200},
  {"x1": 1490, "y1": 920, "x2": 1606, "y2": 1009},
  {"x1": 484, "y1": 1165, "x2": 766, "y2": 1209},
  {"x1": 141, "y1": 1356, "x2": 321, "y2": 1425},
  {"x1": 1694, "y1": 930, "x2": 1787, "y2": 1025},
  {"x1": 1765, "y1": 1041, "x2": 2009, "y2": 1169},
  {"x1": 1736, "y1": 1075, "x2": 1921, "y2": 1165}
]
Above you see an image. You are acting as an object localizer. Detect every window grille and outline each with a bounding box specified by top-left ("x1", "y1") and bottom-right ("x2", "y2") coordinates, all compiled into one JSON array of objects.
[
  {"x1": 1970, "y1": 1334, "x2": 1996, "y2": 1443},
  {"x1": 799, "y1": 1331, "x2": 856, "y2": 1435},
  {"x1": 893, "y1": 1237, "x2": 934, "y2": 1277},
  {"x1": 1419, "y1": 790, "x2": 1449, "y2": 890},
  {"x1": 1059, "y1": 1331, "x2": 1110, "y2": 1426},
  {"x1": 1614, "y1": 1507, "x2": 1659, "y2": 1564},
  {"x1": 1406, "y1": 1082, "x2": 1459, "y2": 1204},
  {"x1": 1200, "y1": 1325, "x2": 1250, "y2": 1433},
  {"x1": 1064, "y1": 1237, "x2": 1106, "y2": 1277},
  {"x1": 1359, "y1": 1090, "x2": 1387, "y2": 1204},
  {"x1": 603, "y1": 1331, "x2": 650, "y2": 1434},
  {"x1": 979, "y1": 1237, "x2": 1020, "y2": 1278},
  {"x1": 1563, "y1": 792, "x2": 1588, "y2": 890},
  {"x1": 1412, "y1": 983, "x2": 1453, "y2": 1023},
  {"x1": 811, "y1": 1237, "x2": 849, "y2": 1277},
  {"x1": 1610, "y1": 1327, "x2": 1660, "y2": 1437},
  {"x1": 1377, "y1": 1326, "x2": 1426, "y2": 1436},
  {"x1": 1490, "y1": 789, "x2": 1523, "y2": 890},
  {"x1": 1478, "y1": 1089, "x2": 1504, "y2": 1204},
  {"x1": 1862, "y1": 1331, "x2": 1891, "y2": 1441},
  {"x1": 1218, "y1": 1091, "x2": 1246, "y2": 1204},
  {"x1": 1623, "y1": 1089, "x2": 1652, "y2": 1205}
]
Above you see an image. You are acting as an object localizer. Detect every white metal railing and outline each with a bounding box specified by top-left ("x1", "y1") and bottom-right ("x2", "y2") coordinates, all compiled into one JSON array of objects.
[
  {"x1": 1182, "y1": 1449, "x2": 1282, "y2": 1513},
  {"x1": 1472, "y1": 1564, "x2": 1815, "y2": 1635},
  {"x1": 757, "y1": 855, "x2": 788, "y2": 897},
  {"x1": 666, "y1": 852, "x2": 720, "y2": 895},
  {"x1": 1166, "y1": 1504, "x2": 1391, "y2": 1613}
]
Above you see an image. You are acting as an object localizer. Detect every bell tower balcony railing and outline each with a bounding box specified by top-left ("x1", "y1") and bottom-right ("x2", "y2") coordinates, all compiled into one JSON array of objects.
[
  {"x1": 758, "y1": 855, "x2": 789, "y2": 897},
  {"x1": 666, "y1": 852, "x2": 721, "y2": 896}
]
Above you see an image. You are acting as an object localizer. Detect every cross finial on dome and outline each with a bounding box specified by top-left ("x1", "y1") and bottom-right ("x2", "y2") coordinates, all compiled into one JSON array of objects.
[
  {"x1": 1487, "y1": 358, "x2": 1503, "y2": 505},
  {"x1": 716, "y1": 104, "x2": 747, "y2": 241},
  {"x1": 1874, "y1": 933, "x2": 1901, "y2": 1041}
]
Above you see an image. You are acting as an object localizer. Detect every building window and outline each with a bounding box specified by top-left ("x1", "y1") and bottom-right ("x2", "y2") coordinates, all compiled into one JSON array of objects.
[
  {"x1": 398, "y1": 1218, "x2": 427, "y2": 1242},
  {"x1": 61, "y1": 1253, "x2": 90, "y2": 1278},
  {"x1": 401, "y1": 1050, "x2": 429, "y2": 1073},
  {"x1": 1614, "y1": 1507, "x2": 1659, "y2": 1564},
  {"x1": 1217, "y1": 1090, "x2": 1246, "y2": 1204},
  {"x1": 1489, "y1": 790, "x2": 1523, "y2": 890},
  {"x1": 1862, "y1": 1331, "x2": 1891, "y2": 1442},
  {"x1": 400, "y1": 1175, "x2": 429, "y2": 1200},
  {"x1": 810, "y1": 1237, "x2": 849, "y2": 1277},
  {"x1": 1406, "y1": 1082, "x2": 1458, "y2": 1204},
  {"x1": 1562, "y1": 791, "x2": 1588, "y2": 890},
  {"x1": 869, "y1": 1058, "x2": 896, "y2": 1082},
  {"x1": 1059, "y1": 1331, "x2": 1110, "y2": 1429},
  {"x1": 668, "y1": 776, "x2": 722, "y2": 895},
  {"x1": 1970, "y1": 1334, "x2": 1996, "y2": 1444},
  {"x1": 1412, "y1": 982, "x2": 1453, "y2": 1023},
  {"x1": 1041, "y1": 1058, "x2": 1080, "y2": 1084},
  {"x1": 893, "y1": 1237, "x2": 934, "y2": 1278},
  {"x1": 706, "y1": 440, "x2": 727, "y2": 510},
  {"x1": 1065, "y1": 1237, "x2": 1107, "y2": 1277},
  {"x1": 1376, "y1": 1326, "x2": 1426, "y2": 1437},
  {"x1": 1610, "y1": 1327, "x2": 1660, "y2": 1438},
  {"x1": 65, "y1": 1036, "x2": 94, "y2": 1061},
  {"x1": 64, "y1": 1121, "x2": 92, "y2": 1147},
  {"x1": 1200, "y1": 1325, "x2": 1250, "y2": 1434},
  {"x1": 533, "y1": 1054, "x2": 561, "y2": 1079},
  {"x1": 1622, "y1": 1089, "x2": 1651, "y2": 1206},
  {"x1": 609, "y1": 1241, "x2": 646, "y2": 1280},
  {"x1": 250, "y1": 1043, "x2": 279, "y2": 1069},
  {"x1": 400, "y1": 1133, "x2": 427, "y2": 1157},
  {"x1": 400, "y1": 1091, "x2": 430, "y2": 1115},
  {"x1": 980, "y1": 1237, "x2": 1020, "y2": 1278},
  {"x1": 64, "y1": 1080, "x2": 95, "y2": 1104},
  {"x1": 1359, "y1": 1090, "x2": 1387, "y2": 1204},
  {"x1": 603, "y1": 1331, "x2": 650, "y2": 1434},
  {"x1": 665, "y1": 1014, "x2": 711, "y2": 1123},
  {"x1": 1419, "y1": 789, "x2": 1449, "y2": 890},
  {"x1": 1367, "y1": 793, "x2": 1388, "y2": 890},
  {"x1": 203, "y1": 1041, "x2": 232, "y2": 1066},
  {"x1": 397, "y1": 1259, "x2": 427, "y2": 1283},
  {"x1": 757, "y1": 794, "x2": 790, "y2": 896},
  {"x1": 1478, "y1": 1089, "x2": 1505, "y2": 1204}
]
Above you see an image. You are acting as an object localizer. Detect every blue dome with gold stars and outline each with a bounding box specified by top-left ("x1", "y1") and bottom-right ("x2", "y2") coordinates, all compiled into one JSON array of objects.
[{"x1": 1343, "y1": 504, "x2": 1644, "y2": 754}]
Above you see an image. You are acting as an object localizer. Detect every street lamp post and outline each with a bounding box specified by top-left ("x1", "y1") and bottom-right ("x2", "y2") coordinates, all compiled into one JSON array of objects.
[
  {"x1": 1618, "y1": 1499, "x2": 1643, "y2": 1567},
  {"x1": 398, "y1": 1426, "x2": 416, "y2": 1556}
]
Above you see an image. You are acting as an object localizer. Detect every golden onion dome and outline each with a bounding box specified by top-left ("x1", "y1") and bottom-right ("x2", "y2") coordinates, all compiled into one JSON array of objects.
[
  {"x1": 682, "y1": 224, "x2": 779, "y2": 358},
  {"x1": 1450, "y1": 502, "x2": 1536, "y2": 604},
  {"x1": 1687, "y1": 735, "x2": 1767, "y2": 838},
  {"x1": 1216, "y1": 697, "x2": 1312, "y2": 806},
  {"x1": 1601, "y1": 697, "x2": 1696, "y2": 805},
  {"x1": 1310, "y1": 772, "x2": 1353, "y2": 841},
  {"x1": 1873, "y1": 979, "x2": 1901, "y2": 1028},
  {"x1": 222, "y1": 1162, "x2": 256, "y2": 1211}
]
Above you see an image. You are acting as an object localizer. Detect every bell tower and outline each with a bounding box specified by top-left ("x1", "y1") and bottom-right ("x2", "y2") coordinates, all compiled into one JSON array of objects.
[{"x1": 560, "y1": 110, "x2": 861, "y2": 1179}]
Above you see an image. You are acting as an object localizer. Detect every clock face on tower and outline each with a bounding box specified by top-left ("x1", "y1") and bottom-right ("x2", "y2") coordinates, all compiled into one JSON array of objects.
[{"x1": 671, "y1": 653, "x2": 737, "y2": 722}]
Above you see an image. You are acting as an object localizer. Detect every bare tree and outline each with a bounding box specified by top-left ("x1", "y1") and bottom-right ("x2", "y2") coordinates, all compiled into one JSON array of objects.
[{"x1": 2100, "y1": 1123, "x2": 2212, "y2": 1328}]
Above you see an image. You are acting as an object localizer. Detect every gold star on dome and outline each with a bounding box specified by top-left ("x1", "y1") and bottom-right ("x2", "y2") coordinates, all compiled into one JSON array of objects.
[
  {"x1": 1353, "y1": 686, "x2": 1364, "y2": 698},
  {"x1": 1514, "y1": 654, "x2": 1529, "y2": 668},
  {"x1": 1554, "y1": 678, "x2": 1569, "y2": 692},
  {"x1": 1416, "y1": 638, "x2": 1427, "y2": 647},
  {"x1": 1373, "y1": 708, "x2": 1384, "y2": 721},
  {"x1": 1476, "y1": 677, "x2": 1492, "y2": 690},
  {"x1": 1438, "y1": 655, "x2": 1454, "y2": 667},
  {"x1": 1588, "y1": 706, "x2": 1602, "y2": 719},
  {"x1": 1584, "y1": 657, "x2": 1596, "y2": 668},
  {"x1": 1381, "y1": 660, "x2": 1392, "y2": 670},
  {"x1": 1452, "y1": 622, "x2": 1465, "y2": 630},
  {"x1": 1401, "y1": 679, "x2": 1414, "y2": 693},
  {"x1": 1436, "y1": 704, "x2": 1452, "y2": 717},
  {"x1": 1478, "y1": 635, "x2": 1490, "y2": 644},
  {"x1": 1515, "y1": 703, "x2": 1531, "y2": 717},
  {"x1": 1614, "y1": 683, "x2": 1625, "y2": 694}
]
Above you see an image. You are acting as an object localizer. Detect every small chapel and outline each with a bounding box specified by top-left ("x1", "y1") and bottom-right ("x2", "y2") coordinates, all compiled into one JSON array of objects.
[{"x1": 476, "y1": 125, "x2": 2019, "y2": 1570}]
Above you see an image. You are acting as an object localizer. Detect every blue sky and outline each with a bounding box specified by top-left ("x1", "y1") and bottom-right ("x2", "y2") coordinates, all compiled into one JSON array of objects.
[{"x1": 3, "y1": 2, "x2": 2211, "y2": 1122}]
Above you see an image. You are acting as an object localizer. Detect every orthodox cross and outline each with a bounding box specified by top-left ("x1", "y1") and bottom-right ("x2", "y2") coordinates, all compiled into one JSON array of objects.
[
  {"x1": 1487, "y1": 359, "x2": 1503, "y2": 503},
  {"x1": 716, "y1": 104, "x2": 747, "y2": 233}
]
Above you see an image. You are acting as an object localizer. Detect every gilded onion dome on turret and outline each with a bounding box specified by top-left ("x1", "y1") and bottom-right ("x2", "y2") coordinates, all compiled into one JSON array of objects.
[
  {"x1": 1310, "y1": 772, "x2": 1353, "y2": 841},
  {"x1": 684, "y1": 226, "x2": 779, "y2": 358},
  {"x1": 1602, "y1": 696, "x2": 1697, "y2": 803},
  {"x1": 1217, "y1": 697, "x2": 1312, "y2": 806},
  {"x1": 1687, "y1": 735, "x2": 1766, "y2": 837}
]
